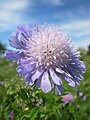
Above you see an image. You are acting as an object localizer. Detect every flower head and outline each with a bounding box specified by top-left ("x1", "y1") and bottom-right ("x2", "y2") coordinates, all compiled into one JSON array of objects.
[
  {"x1": 61, "y1": 92, "x2": 74, "y2": 104},
  {"x1": 5, "y1": 23, "x2": 86, "y2": 94}
]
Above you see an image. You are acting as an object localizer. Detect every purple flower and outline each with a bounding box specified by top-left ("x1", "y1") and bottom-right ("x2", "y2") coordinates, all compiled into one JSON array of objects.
[
  {"x1": 61, "y1": 92, "x2": 74, "y2": 104},
  {"x1": 9, "y1": 111, "x2": 14, "y2": 120},
  {"x1": 5, "y1": 23, "x2": 86, "y2": 94}
]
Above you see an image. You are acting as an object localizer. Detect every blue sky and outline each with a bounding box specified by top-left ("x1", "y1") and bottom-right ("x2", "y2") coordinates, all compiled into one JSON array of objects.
[{"x1": 0, "y1": 0, "x2": 90, "y2": 50}]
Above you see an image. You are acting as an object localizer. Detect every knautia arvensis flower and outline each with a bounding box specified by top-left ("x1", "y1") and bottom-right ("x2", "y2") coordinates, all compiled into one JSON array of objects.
[
  {"x1": 61, "y1": 92, "x2": 74, "y2": 104},
  {"x1": 5, "y1": 23, "x2": 86, "y2": 94}
]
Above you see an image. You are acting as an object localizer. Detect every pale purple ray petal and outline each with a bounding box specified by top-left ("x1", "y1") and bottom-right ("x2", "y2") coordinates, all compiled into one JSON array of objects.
[
  {"x1": 25, "y1": 73, "x2": 35, "y2": 85},
  {"x1": 56, "y1": 68, "x2": 75, "y2": 87},
  {"x1": 56, "y1": 84, "x2": 64, "y2": 95},
  {"x1": 16, "y1": 32, "x2": 29, "y2": 50},
  {"x1": 35, "y1": 75, "x2": 42, "y2": 89},
  {"x1": 66, "y1": 67, "x2": 83, "y2": 84},
  {"x1": 9, "y1": 32, "x2": 21, "y2": 49},
  {"x1": 17, "y1": 63, "x2": 36, "y2": 76},
  {"x1": 32, "y1": 70, "x2": 43, "y2": 82},
  {"x1": 78, "y1": 61, "x2": 86, "y2": 73},
  {"x1": 66, "y1": 65, "x2": 84, "y2": 80},
  {"x1": 61, "y1": 74, "x2": 76, "y2": 87},
  {"x1": 16, "y1": 66, "x2": 24, "y2": 77},
  {"x1": 5, "y1": 50, "x2": 24, "y2": 62},
  {"x1": 68, "y1": 61, "x2": 86, "y2": 73},
  {"x1": 18, "y1": 25, "x2": 32, "y2": 38},
  {"x1": 67, "y1": 78, "x2": 76, "y2": 87},
  {"x1": 50, "y1": 69, "x2": 62, "y2": 85},
  {"x1": 41, "y1": 72, "x2": 52, "y2": 93},
  {"x1": 9, "y1": 30, "x2": 30, "y2": 50},
  {"x1": 22, "y1": 64, "x2": 36, "y2": 75},
  {"x1": 19, "y1": 58, "x2": 35, "y2": 66}
]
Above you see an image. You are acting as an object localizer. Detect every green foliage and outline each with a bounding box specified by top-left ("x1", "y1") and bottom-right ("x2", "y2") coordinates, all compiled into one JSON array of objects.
[
  {"x1": 87, "y1": 45, "x2": 90, "y2": 55},
  {"x1": 0, "y1": 54, "x2": 90, "y2": 120},
  {"x1": 0, "y1": 42, "x2": 6, "y2": 54}
]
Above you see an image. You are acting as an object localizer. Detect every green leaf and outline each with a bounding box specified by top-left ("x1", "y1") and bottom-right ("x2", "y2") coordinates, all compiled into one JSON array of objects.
[
  {"x1": 30, "y1": 107, "x2": 39, "y2": 120},
  {"x1": 18, "y1": 88, "x2": 28, "y2": 101}
]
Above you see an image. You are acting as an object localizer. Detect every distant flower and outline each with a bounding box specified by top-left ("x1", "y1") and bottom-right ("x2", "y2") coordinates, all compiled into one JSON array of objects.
[
  {"x1": 61, "y1": 92, "x2": 74, "y2": 104},
  {"x1": 0, "y1": 81, "x2": 5, "y2": 85},
  {"x1": 76, "y1": 88, "x2": 87, "y2": 101},
  {"x1": 5, "y1": 23, "x2": 86, "y2": 94},
  {"x1": 9, "y1": 111, "x2": 14, "y2": 120}
]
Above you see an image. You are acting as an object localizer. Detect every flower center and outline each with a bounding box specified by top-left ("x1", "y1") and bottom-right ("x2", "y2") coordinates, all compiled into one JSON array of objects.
[
  {"x1": 37, "y1": 44, "x2": 55, "y2": 67},
  {"x1": 28, "y1": 26, "x2": 67, "y2": 68}
]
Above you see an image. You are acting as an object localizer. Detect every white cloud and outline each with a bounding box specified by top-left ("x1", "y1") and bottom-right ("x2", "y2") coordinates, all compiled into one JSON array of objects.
[
  {"x1": 75, "y1": 39, "x2": 90, "y2": 50},
  {"x1": 0, "y1": 0, "x2": 33, "y2": 32},
  {"x1": 0, "y1": 0, "x2": 66, "y2": 32},
  {"x1": 61, "y1": 19, "x2": 90, "y2": 37},
  {"x1": 60, "y1": 19, "x2": 90, "y2": 49},
  {"x1": 75, "y1": 31, "x2": 90, "y2": 37},
  {"x1": 0, "y1": 0, "x2": 29, "y2": 11},
  {"x1": 62, "y1": 20, "x2": 90, "y2": 30}
]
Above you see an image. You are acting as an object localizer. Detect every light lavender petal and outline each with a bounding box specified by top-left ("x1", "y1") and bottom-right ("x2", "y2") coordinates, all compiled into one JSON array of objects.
[
  {"x1": 50, "y1": 69, "x2": 62, "y2": 85},
  {"x1": 56, "y1": 85, "x2": 64, "y2": 95},
  {"x1": 9, "y1": 32, "x2": 22, "y2": 49},
  {"x1": 5, "y1": 50, "x2": 24, "y2": 62},
  {"x1": 41, "y1": 72, "x2": 52, "y2": 93},
  {"x1": 32, "y1": 70, "x2": 43, "y2": 81}
]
